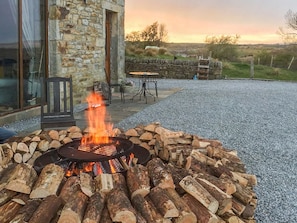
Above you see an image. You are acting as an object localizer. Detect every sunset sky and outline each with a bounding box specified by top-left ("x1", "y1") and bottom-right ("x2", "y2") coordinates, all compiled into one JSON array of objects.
[{"x1": 125, "y1": 0, "x2": 297, "y2": 44}]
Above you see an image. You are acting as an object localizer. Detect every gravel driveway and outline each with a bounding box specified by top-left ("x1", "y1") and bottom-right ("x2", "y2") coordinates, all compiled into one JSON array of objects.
[{"x1": 117, "y1": 78, "x2": 297, "y2": 223}]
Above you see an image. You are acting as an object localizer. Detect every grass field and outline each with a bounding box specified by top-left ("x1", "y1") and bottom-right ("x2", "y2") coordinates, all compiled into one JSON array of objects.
[{"x1": 222, "y1": 62, "x2": 297, "y2": 81}]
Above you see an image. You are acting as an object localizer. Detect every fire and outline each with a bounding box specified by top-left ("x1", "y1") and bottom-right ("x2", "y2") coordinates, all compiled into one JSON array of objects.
[{"x1": 81, "y1": 91, "x2": 113, "y2": 146}]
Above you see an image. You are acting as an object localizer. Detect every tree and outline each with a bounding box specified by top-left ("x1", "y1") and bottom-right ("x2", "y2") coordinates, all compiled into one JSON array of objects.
[
  {"x1": 278, "y1": 10, "x2": 297, "y2": 43},
  {"x1": 125, "y1": 21, "x2": 168, "y2": 47},
  {"x1": 205, "y1": 35, "x2": 240, "y2": 61}
]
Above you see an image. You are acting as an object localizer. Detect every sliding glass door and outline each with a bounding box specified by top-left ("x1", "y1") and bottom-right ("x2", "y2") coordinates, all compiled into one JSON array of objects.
[{"x1": 0, "y1": 0, "x2": 46, "y2": 115}]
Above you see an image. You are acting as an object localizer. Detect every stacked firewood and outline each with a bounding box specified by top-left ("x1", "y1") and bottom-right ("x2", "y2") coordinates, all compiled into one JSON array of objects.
[{"x1": 0, "y1": 122, "x2": 257, "y2": 223}]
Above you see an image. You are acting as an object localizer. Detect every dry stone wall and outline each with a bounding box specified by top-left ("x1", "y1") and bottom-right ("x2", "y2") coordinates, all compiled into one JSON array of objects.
[{"x1": 125, "y1": 58, "x2": 223, "y2": 79}]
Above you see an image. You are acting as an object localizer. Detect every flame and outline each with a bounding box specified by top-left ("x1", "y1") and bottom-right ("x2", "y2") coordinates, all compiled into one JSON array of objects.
[{"x1": 81, "y1": 91, "x2": 113, "y2": 146}]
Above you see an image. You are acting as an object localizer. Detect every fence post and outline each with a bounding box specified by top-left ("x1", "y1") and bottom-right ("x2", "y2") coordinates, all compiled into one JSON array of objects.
[
  {"x1": 250, "y1": 56, "x2": 254, "y2": 79},
  {"x1": 270, "y1": 55, "x2": 274, "y2": 67},
  {"x1": 288, "y1": 56, "x2": 295, "y2": 70}
]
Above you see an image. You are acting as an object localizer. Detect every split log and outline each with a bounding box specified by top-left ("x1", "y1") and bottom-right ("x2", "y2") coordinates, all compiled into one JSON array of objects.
[
  {"x1": 13, "y1": 153, "x2": 23, "y2": 163},
  {"x1": 9, "y1": 199, "x2": 41, "y2": 223},
  {"x1": 230, "y1": 171, "x2": 248, "y2": 187},
  {"x1": 147, "y1": 157, "x2": 175, "y2": 189},
  {"x1": 29, "y1": 141, "x2": 38, "y2": 154},
  {"x1": 0, "y1": 143, "x2": 14, "y2": 167},
  {"x1": 132, "y1": 193, "x2": 165, "y2": 223},
  {"x1": 126, "y1": 164, "x2": 150, "y2": 199},
  {"x1": 38, "y1": 139, "x2": 50, "y2": 152},
  {"x1": 179, "y1": 175, "x2": 219, "y2": 214},
  {"x1": 182, "y1": 193, "x2": 219, "y2": 223},
  {"x1": 149, "y1": 186, "x2": 179, "y2": 218},
  {"x1": 29, "y1": 195, "x2": 63, "y2": 223},
  {"x1": 166, "y1": 163, "x2": 189, "y2": 195},
  {"x1": 107, "y1": 188, "x2": 136, "y2": 223},
  {"x1": 16, "y1": 142, "x2": 29, "y2": 153},
  {"x1": 221, "y1": 158, "x2": 246, "y2": 173},
  {"x1": 30, "y1": 163, "x2": 65, "y2": 199},
  {"x1": 232, "y1": 198, "x2": 246, "y2": 216},
  {"x1": 0, "y1": 188, "x2": 17, "y2": 206},
  {"x1": 220, "y1": 211, "x2": 245, "y2": 223},
  {"x1": 49, "y1": 130, "x2": 60, "y2": 140},
  {"x1": 0, "y1": 163, "x2": 17, "y2": 191},
  {"x1": 232, "y1": 182, "x2": 254, "y2": 205},
  {"x1": 194, "y1": 173, "x2": 236, "y2": 195},
  {"x1": 79, "y1": 172, "x2": 95, "y2": 197},
  {"x1": 186, "y1": 156, "x2": 213, "y2": 175},
  {"x1": 95, "y1": 173, "x2": 114, "y2": 194},
  {"x1": 0, "y1": 194, "x2": 29, "y2": 223},
  {"x1": 164, "y1": 188, "x2": 197, "y2": 223},
  {"x1": 191, "y1": 149, "x2": 216, "y2": 166},
  {"x1": 233, "y1": 172, "x2": 257, "y2": 187},
  {"x1": 195, "y1": 177, "x2": 232, "y2": 215},
  {"x1": 59, "y1": 176, "x2": 81, "y2": 204},
  {"x1": 82, "y1": 192, "x2": 105, "y2": 223},
  {"x1": 5, "y1": 163, "x2": 37, "y2": 194},
  {"x1": 58, "y1": 190, "x2": 88, "y2": 223},
  {"x1": 241, "y1": 203, "x2": 256, "y2": 219},
  {"x1": 206, "y1": 146, "x2": 241, "y2": 163}
]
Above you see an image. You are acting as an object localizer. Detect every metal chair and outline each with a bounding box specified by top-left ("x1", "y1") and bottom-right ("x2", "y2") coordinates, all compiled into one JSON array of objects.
[{"x1": 40, "y1": 77, "x2": 76, "y2": 129}]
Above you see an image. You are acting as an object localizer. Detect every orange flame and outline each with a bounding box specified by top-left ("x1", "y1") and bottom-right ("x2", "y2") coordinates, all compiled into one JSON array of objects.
[{"x1": 81, "y1": 91, "x2": 113, "y2": 146}]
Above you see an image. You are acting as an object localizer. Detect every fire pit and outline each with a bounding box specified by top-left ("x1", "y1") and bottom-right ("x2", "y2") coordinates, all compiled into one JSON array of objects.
[{"x1": 33, "y1": 137, "x2": 150, "y2": 174}]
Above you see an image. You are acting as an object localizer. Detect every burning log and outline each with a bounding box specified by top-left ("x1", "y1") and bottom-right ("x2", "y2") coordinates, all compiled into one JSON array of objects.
[
  {"x1": 30, "y1": 163, "x2": 65, "y2": 199},
  {"x1": 126, "y1": 164, "x2": 150, "y2": 199},
  {"x1": 82, "y1": 192, "x2": 105, "y2": 223},
  {"x1": 107, "y1": 188, "x2": 137, "y2": 223},
  {"x1": 149, "y1": 186, "x2": 179, "y2": 218},
  {"x1": 29, "y1": 195, "x2": 63, "y2": 223}
]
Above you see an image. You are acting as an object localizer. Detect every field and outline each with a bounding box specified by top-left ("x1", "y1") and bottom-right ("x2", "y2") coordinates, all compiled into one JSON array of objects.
[{"x1": 126, "y1": 42, "x2": 297, "y2": 81}]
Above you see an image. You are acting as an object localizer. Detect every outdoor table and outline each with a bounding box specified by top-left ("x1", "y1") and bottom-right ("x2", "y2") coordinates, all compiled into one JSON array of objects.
[{"x1": 129, "y1": 71, "x2": 159, "y2": 103}]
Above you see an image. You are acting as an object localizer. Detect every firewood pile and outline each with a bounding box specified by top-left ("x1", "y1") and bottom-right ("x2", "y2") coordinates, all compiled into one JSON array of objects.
[{"x1": 0, "y1": 122, "x2": 257, "y2": 223}]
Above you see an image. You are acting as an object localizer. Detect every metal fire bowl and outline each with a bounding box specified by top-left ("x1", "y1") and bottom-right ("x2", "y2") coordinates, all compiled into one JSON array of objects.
[{"x1": 57, "y1": 137, "x2": 134, "y2": 162}]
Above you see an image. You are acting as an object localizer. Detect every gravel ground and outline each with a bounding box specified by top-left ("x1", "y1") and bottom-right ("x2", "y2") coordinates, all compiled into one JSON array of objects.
[{"x1": 116, "y1": 78, "x2": 297, "y2": 223}]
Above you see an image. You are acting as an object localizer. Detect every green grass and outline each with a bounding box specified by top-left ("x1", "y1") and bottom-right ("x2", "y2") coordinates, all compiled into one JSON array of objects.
[{"x1": 223, "y1": 62, "x2": 297, "y2": 82}]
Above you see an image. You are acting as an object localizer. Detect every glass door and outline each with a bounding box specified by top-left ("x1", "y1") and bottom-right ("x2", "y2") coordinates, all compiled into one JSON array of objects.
[
  {"x1": 0, "y1": 0, "x2": 19, "y2": 113},
  {"x1": 0, "y1": 0, "x2": 46, "y2": 116}
]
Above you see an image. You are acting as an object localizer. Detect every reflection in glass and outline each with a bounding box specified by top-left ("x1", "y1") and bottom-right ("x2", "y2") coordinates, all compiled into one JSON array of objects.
[
  {"x1": 0, "y1": 0, "x2": 19, "y2": 114},
  {"x1": 0, "y1": 0, "x2": 45, "y2": 116}
]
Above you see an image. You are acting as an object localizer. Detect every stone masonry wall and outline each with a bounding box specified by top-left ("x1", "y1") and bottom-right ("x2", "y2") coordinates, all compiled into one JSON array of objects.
[
  {"x1": 125, "y1": 57, "x2": 223, "y2": 79},
  {"x1": 48, "y1": 0, "x2": 125, "y2": 104},
  {"x1": 125, "y1": 58, "x2": 199, "y2": 79}
]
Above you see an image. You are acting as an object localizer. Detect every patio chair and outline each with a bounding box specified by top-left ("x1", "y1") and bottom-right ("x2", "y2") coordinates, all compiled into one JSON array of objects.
[{"x1": 40, "y1": 77, "x2": 76, "y2": 130}]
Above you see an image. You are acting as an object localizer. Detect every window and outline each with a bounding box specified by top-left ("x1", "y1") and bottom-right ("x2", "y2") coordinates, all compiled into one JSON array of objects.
[{"x1": 0, "y1": 0, "x2": 46, "y2": 115}]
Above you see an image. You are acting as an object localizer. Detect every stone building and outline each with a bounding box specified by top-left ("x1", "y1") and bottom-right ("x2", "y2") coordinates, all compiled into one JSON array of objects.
[{"x1": 0, "y1": 0, "x2": 125, "y2": 124}]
